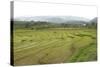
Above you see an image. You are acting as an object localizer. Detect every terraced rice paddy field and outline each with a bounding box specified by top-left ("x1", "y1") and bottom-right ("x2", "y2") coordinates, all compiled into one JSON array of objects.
[{"x1": 13, "y1": 28, "x2": 97, "y2": 65}]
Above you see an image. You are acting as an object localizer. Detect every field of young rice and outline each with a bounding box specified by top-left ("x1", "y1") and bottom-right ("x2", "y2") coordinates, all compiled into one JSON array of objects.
[{"x1": 13, "y1": 29, "x2": 97, "y2": 65}]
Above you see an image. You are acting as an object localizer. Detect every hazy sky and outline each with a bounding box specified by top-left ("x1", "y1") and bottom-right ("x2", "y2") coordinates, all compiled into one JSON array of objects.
[{"x1": 14, "y1": 1, "x2": 97, "y2": 20}]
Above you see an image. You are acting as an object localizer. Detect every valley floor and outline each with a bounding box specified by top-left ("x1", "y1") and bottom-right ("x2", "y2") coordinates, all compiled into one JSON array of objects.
[{"x1": 13, "y1": 28, "x2": 97, "y2": 66}]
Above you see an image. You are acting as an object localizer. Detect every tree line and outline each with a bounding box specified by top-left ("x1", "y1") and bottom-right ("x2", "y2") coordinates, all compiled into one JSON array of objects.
[{"x1": 13, "y1": 17, "x2": 97, "y2": 29}]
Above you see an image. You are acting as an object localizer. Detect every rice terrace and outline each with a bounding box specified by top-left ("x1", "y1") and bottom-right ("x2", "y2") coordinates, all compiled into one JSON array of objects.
[{"x1": 12, "y1": 16, "x2": 97, "y2": 65}]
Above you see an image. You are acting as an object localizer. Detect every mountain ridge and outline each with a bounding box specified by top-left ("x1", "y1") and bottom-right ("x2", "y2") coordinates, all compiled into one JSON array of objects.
[{"x1": 14, "y1": 16, "x2": 91, "y2": 23}]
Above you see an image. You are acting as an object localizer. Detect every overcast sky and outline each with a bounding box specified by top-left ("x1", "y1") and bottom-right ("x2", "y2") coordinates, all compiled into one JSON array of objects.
[{"x1": 14, "y1": 1, "x2": 97, "y2": 20}]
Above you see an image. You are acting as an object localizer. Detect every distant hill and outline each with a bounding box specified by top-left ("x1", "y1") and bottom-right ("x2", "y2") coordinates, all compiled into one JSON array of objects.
[
  {"x1": 90, "y1": 17, "x2": 97, "y2": 23},
  {"x1": 14, "y1": 16, "x2": 97, "y2": 29},
  {"x1": 14, "y1": 16, "x2": 90, "y2": 23}
]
